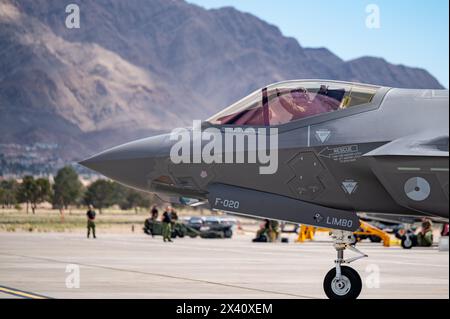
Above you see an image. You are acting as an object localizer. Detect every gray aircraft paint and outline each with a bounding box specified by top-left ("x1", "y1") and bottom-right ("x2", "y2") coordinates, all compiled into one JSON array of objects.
[
  {"x1": 207, "y1": 183, "x2": 359, "y2": 231},
  {"x1": 80, "y1": 80, "x2": 449, "y2": 229}
]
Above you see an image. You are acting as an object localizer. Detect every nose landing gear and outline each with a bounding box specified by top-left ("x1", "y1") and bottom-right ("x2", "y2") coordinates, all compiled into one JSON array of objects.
[{"x1": 323, "y1": 230, "x2": 368, "y2": 299}]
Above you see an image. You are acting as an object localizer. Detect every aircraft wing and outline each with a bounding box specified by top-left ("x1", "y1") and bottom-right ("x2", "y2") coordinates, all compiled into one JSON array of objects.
[
  {"x1": 363, "y1": 132, "x2": 449, "y2": 218},
  {"x1": 363, "y1": 131, "x2": 449, "y2": 157}
]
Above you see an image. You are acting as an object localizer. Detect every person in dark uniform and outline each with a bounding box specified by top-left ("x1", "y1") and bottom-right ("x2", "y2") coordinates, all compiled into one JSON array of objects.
[
  {"x1": 162, "y1": 207, "x2": 172, "y2": 242},
  {"x1": 151, "y1": 205, "x2": 159, "y2": 220},
  {"x1": 147, "y1": 205, "x2": 159, "y2": 237},
  {"x1": 86, "y1": 204, "x2": 96, "y2": 239}
]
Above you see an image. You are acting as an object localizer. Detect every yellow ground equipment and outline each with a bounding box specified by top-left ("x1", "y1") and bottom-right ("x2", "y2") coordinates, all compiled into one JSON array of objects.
[
  {"x1": 356, "y1": 221, "x2": 392, "y2": 247},
  {"x1": 296, "y1": 225, "x2": 325, "y2": 243},
  {"x1": 296, "y1": 221, "x2": 394, "y2": 247}
]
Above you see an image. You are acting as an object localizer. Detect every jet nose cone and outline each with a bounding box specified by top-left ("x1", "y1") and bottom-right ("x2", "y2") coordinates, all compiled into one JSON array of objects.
[{"x1": 79, "y1": 134, "x2": 172, "y2": 190}]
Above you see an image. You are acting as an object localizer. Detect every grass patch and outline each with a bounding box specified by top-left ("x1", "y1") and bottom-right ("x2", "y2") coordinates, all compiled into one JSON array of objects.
[{"x1": 0, "y1": 207, "x2": 211, "y2": 233}]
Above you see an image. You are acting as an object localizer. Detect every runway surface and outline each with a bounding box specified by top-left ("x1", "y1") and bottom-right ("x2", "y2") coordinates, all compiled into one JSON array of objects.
[{"x1": 0, "y1": 233, "x2": 448, "y2": 299}]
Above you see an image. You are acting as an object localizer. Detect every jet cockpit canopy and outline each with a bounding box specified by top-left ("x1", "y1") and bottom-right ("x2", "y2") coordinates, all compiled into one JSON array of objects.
[{"x1": 207, "y1": 80, "x2": 380, "y2": 126}]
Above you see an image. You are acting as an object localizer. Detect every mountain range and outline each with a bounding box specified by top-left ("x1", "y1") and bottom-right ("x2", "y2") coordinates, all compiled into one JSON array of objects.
[{"x1": 0, "y1": 0, "x2": 444, "y2": 171}]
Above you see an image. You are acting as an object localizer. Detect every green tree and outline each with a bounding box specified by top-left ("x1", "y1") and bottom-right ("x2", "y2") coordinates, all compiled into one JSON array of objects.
[
  {"x1": 52, "y1": 166, "x2": 83, "y2": 214},
  {"x1": 84, "y1": 179, "x2": 116, "y2": 213},
  {"x1": 111, "y1": 182, "x2": 127, "y2": 208},
  {"x1": 114, "y1": 183, "x2": 151, "y2": 212},
  {"x1": 17, "y1": 177, "x2": 51, "y2": 214},
  {"x1": 31, "y1": 178, "x2": 52, "y2": 214},
  {"x1": 0, "y1": 179, "x2": 19, "y2": 208},
  {"x1": 17, "y1": 176, "x2": 36, "y2": 214},
  {"x1": 126, "y1": 190, "x2": 150, "y2": 213},
  {"x1": 0, "y1": 187, "x2": 4, "y2": 207}
]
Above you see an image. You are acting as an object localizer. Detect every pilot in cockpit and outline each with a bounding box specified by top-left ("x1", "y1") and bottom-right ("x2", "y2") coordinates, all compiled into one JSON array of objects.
[
  {"x1": 267, "y1": 86, "x2": 341, "y2": 122},
  {"x1": 209, "y1": 81, "x2": 376, "y2": 126}
]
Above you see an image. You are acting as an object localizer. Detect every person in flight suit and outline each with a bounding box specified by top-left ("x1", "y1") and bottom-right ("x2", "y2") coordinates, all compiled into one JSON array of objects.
[
  {"x1": 151, "y1": 205, "x2": 159, "y2": 220},
  {"x1": 162, "y1": 208, "x2": 173, "y2": 242},
  {"x1": 150, "y1": 205, "x2": 159, "y2": 237},
  {"x1": 86, "y1": 204, "x2": 97, "y2": 239},
  {"x1": 168, "y1": 206, "x2": 179, "y2": 223},
  {"x1": 417, "y1": 219, "x2": 434, "y2": 247}
]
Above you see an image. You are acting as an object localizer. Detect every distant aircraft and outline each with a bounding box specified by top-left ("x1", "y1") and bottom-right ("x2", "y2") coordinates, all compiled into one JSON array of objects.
[{"x1": 80, "y1": 80, "x2": 449, "y2": 299}]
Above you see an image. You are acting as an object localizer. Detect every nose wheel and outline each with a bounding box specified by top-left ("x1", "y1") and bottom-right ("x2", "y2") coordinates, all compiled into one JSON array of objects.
[
  {"x1": 323, "y1": 230, "x2": 367, "y2": 299},
  {"x1": 324, "y1": 266, "x2": 362, "y2": 299}
]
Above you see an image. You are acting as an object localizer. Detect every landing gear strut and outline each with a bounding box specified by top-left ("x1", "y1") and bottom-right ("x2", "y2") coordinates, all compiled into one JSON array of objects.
[{"x1": 323, "y1": 230, "x2": 368, "y2": 299}]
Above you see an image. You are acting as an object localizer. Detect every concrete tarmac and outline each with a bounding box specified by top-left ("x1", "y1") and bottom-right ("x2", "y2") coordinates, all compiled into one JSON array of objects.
[{"x1": 0, "y1": 233, "x2": 448, "y2": 299}]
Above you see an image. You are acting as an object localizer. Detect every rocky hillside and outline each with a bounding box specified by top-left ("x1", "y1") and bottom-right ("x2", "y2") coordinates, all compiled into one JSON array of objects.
[{"x1": 0, "y1": 0, "x2": 444, "y2": 170}]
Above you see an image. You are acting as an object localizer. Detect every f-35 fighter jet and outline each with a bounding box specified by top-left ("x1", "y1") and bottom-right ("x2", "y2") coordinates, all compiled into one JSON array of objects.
[{"x1": 80, "y1": 80, "x2": 449, "y2": 299}]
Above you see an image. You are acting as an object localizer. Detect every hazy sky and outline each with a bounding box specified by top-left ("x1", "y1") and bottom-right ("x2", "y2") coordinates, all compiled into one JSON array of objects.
[{"x1": 187, "y1": 0, "x2": 449, "y2": 88}]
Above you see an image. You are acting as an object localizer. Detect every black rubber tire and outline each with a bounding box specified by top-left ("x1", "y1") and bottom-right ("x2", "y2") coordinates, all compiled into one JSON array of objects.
[
  {"x1": 401, "y1": 236, "x2": 413, "y2": 249},
  {"x1": 323, "y1": 266, "x2": 362, "y2": 300},
  {"x1": 224, "y1": 229, "x2": 233, "y2": 238}
]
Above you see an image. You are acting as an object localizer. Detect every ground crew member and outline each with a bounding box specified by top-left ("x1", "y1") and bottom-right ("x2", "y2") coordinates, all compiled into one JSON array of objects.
[
  {"x1": 168, "y1": 206, "x2": 178, "y2": 222},
  {"x1": 417, "y1": 219, "x2": 433, "y2": 247},
  {"x1": 151, "y1": 205, "x2": 159, "y2": 221},
  {"x1": 147, "y1": 205, "x2": 159, "y2": 237},
  {"x1": 269, "y1": 220, "x2": 280, "y2": 242},
  {"x1": 253, "y1": 219, "x2": 272, "y2": 242},
  {"x1": 86, "y1": 205, "x2": 96, "y2": 239},
  {"x1": 168, "y1": 206, "x2": 179, "y2": 236},
  {"x1": 162, "y1": 208, "x2": 172, "y2": 242}
]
